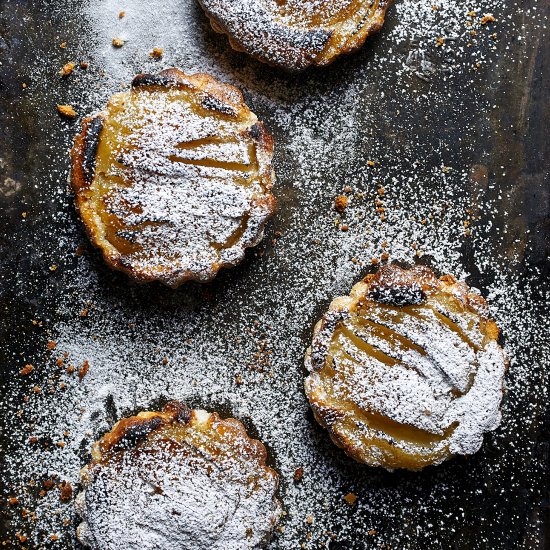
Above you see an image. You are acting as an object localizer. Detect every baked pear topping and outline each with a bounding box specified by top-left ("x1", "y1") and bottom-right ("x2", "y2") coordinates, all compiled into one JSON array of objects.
[
  {"x1": 76, "y1": 402, "x2": 281, "y2": 549},
  {"x1": 305, "y1": 264, "x2": 508, "y2": 471},
  {"x1": 71, "y1": 69, "x2": 276, "y2": 287},
  {"x1": 198, "y1": 0, "x2": 393, "y2": 71}
]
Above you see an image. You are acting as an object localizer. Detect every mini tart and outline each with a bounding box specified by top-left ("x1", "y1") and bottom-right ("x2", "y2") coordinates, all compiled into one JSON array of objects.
[
  {"x1": 198, "y1": 0, "x2": 392, "y2": 71},
  {"x1": 305, "y1": 264, "x2": 508, "y2": 471},
  {"x1": 76, "y1": 401, "x2": 281, "y2": 550},
  {"x1": 71, "y1": 68, "x2": 276, "y2": 287}
]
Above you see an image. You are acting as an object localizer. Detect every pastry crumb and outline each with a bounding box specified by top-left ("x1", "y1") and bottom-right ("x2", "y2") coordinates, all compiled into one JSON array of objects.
[
  {"x1": 150, "y1": 47, "x2": 164, "y2": 59},
  {"x1": 19, "y1": 364, "x2": 34, "y2": 376},
  {"x1": 343, "y1": 492, "x2": 358, "y2": 506},
  {"x1": 78, "y1": 360, "x2": 90, "y2": 380},
  {"x1": 57, "y1": 105, "x2": 77, "y2": 119},
  {"x1": 334, "y1": 195, "x2": 348, "y2": 213},
  {"x1": 59, "y1": 481, "x2": 73, "y2": 502},
  {"x1": 59, "y1": 62, "x2": 75, "y2": 77},
  {"x1": 112, "y1": 37, "x2": 125, "y2": 47}
]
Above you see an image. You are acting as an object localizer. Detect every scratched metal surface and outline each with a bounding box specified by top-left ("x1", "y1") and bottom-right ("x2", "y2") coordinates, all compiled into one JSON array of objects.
[{"x1": 0, "y1": 0, "x2": 549, "y2": 548}]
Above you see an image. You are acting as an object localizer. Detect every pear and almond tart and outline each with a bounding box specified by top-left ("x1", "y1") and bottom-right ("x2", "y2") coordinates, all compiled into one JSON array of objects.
[
  {"x1": 76, "y1": 401, "x2": 281, "y2": 549},
  {"x1": 198, "y1": 0, "x2": 393, "y2": 71},
  {"x1": 71, "y1": 68, "x2": 276, "y2": 287},
  {"x1": 305, "y1": 264, "x2": 508, "y2": 471}
]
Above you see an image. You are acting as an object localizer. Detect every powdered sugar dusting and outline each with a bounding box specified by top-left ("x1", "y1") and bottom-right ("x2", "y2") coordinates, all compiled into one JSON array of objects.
[
  {"x1": 76, "y1": 411, "x2": 280, "y2": 549},
  {"x1": 197, "y1": 0, "x2": 391, "y2": 70}
]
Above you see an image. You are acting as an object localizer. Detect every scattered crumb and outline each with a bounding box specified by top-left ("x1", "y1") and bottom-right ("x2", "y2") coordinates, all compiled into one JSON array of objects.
[
  {"x1": 150, "y1": 47, "x2": 164, "y2": 59},
  {"x1": 59, "y1": 482, "x2": 73, "y2": 502},
  {"x1": 19, "y1": 365, "x2": 34, "y2": 376},
  {"x1": 334, "y1": 195, "x2": 348, "y2": 214},
  {"x1": 112, "y1": 37, "x2": 125, "y2": 47},
  {"x1": 56, "y1": 105, "x2": 77, "y2": 119},
  {"x1": 59, "y1": 62, "x2": 75, "y2": 77},
  {"x1": 78, "y1": 360, "x2": 89, "y2": 380}
]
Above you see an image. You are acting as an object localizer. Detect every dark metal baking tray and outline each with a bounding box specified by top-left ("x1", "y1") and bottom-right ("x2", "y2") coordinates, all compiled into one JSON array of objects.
[{"x1": 1, "y1": 0, "x2": 549, "y2": 548}]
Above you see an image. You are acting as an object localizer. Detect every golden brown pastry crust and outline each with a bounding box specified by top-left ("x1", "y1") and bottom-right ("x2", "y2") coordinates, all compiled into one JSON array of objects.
[
  {"x1": 84, "y1": 401, "x2": 271, "y2": 472},
  {"x1": 305, "y1": 264, "x2": 508, "y2": 471},
  {"x1": 71, "y1": 68, "x2": 276, "y2": 287},
  {"x1": 77, "y1": 401, "x2": 281, "y2": 549},
  {"x1": 198, "y1": 0, "x2": 393, "y2": 71}
]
